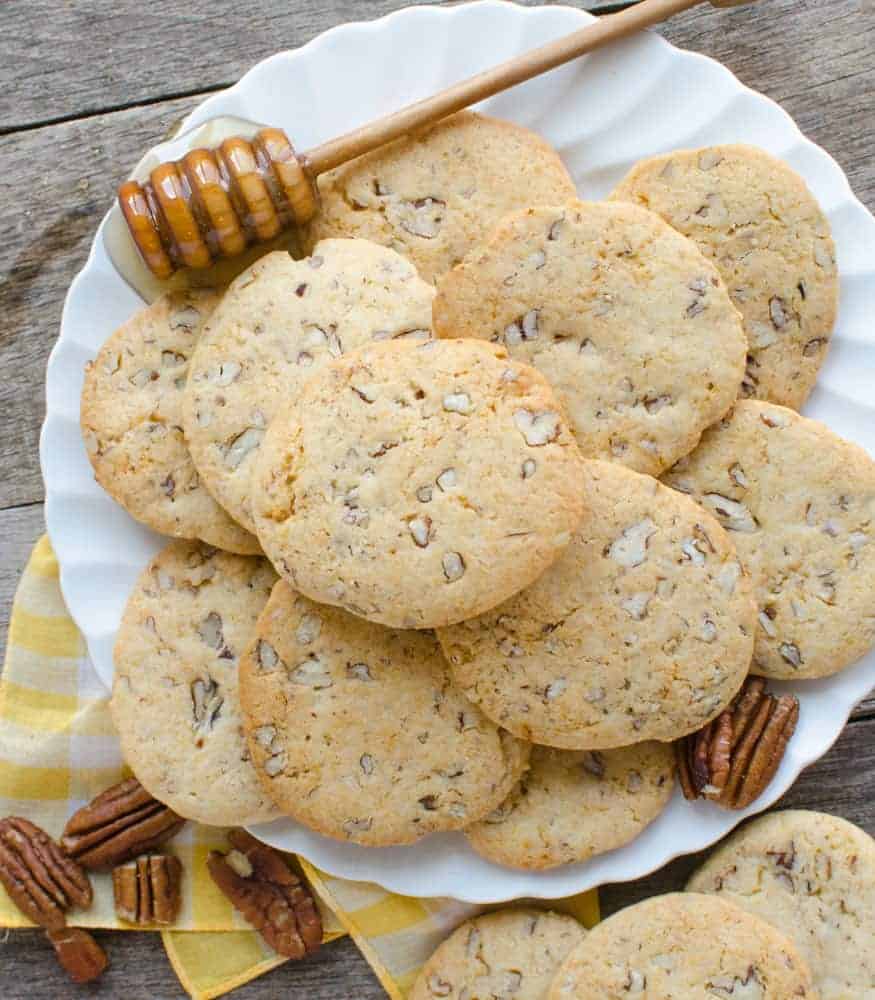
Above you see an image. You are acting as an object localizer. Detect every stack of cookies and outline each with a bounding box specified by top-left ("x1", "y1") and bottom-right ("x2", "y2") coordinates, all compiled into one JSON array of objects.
[{"x1": 82, "y1": 111, "x2": 875, "y2": 882}]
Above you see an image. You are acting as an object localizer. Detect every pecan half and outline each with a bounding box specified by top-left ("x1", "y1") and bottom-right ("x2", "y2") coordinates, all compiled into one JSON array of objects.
[
  {"x1": 207, "y1": 829, "x2": 322, "y2": 959},
  {"x1": 61, "y1": 777, "x2": 185, "y2": 870},
  {"x1": 47, "y1": 927, "x2": 109, "y2": 984},
  {"x1": 113, "y1": 853, "x2": 182, "y2": 926},
  {"x1": 677, "y1": 677, "x2": 799, "y2": 810},
  {"x1": 0, "y1": 817, "x2": 92, "y2": 929}
]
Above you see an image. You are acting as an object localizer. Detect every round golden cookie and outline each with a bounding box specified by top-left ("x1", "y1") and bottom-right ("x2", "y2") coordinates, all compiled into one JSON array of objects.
[
  {"x1": 111, "y1": 540, "x2": 279, "y2": 827},
  {"x1": 433, "y1": 200, "x2": 746, "y2": 477},
  {"x1": 80, "y1": 290, "x2": 258, "y2": 554},
  {"x1": 466, "y1": 743, "x2": 675, "y2": 871},
  {"x1": 239, "y1": 581, "x2": 529, "y2": 847},
  {"x1": 688, "y1": 810, "x2": 875, "y2": 1000},
  {"x1": 183, "y1": 241, "x2": 435, "y2": 534},
  {"x1": 305, "y1": 111, "x2": 577, "y2": 283},
  {"x1": 611, "y1": 144, "x2": 838, "y2": 410},
  {"x1": 411, "y1": 909, "x2": 587, "y2": 1000},
  {"x1": 438, "y1": 460, "x2": 756, "y2": 749},
  {"x1": 250, "y1": 338, "x2": 586, "y2": 629},
  {"x1": 549, "y1": 893, "x2": 817, "y2": 999},
  {"x1": 664, "y1": 400, "x2": 875, "y2": 679}
]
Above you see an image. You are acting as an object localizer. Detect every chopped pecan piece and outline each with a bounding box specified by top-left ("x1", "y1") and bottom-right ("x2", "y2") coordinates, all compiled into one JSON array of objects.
[
  {"x1": 0, "y1": 817, "x2": 92, "y2": 930},
  {"x1": 207, "y1": 829, "x2": 322, "y2": 959},
  {"x1": 113, "y1": 853, "x2": 182, "y2": 925},
  {"x1": 677, "y1": 676, "x2": 799, "y2": 809},
  {"x1": 61, "y1": 777, "x2": 185, "y2": 870},
  {"x1": 47, "y1": 927, "x2": 109, "y2": 984}
]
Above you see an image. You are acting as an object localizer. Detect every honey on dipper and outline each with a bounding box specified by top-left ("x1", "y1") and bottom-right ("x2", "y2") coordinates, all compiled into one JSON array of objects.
[{"x1": 118, "y1": 127, "x2": 316, "y2": 280}]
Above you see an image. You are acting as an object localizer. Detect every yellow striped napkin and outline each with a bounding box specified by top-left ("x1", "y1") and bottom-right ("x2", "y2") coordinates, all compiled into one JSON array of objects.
[{"x1": 1, "y1": 536, "x2": 599, "y2": 998}]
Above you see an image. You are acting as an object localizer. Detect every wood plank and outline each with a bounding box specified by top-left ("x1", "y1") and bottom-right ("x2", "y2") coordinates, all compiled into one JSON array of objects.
[
  {"x1": 0, "y1": 933, "x2": 385, "y2": 1000},
  {"x1": 0, "y1": 0, "x2": 615, "y2": 131},
  {"x1": 662, "y1": 0, "x2": 875, "y2": 199}
]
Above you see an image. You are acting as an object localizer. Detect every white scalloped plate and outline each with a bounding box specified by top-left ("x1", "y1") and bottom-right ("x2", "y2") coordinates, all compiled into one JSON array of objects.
[{"x1": 41, "y1": 1, "x2": 875, "y2": 902}]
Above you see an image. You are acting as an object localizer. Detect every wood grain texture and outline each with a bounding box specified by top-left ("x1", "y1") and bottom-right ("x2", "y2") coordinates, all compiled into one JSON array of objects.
[
  {"x1": 0, "y1": 933, "x2": 386, "y2": 1000},
  {"x1": 0, "y1": 0, "x2": 615, "y2": 131},
  {"x1": 1, "y1": 0, "x2": 873, "y2": 996}
]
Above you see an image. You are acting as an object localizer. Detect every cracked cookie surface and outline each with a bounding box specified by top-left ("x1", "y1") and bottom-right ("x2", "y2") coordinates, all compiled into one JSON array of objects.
[
  {"x1": 182, "y1": 241, "x2": 435, "y2": 533},
  {"x1": 251, "y1": 338, "x2": 586, "y2": 629},
  {"x1": 688, "y1": 809, "x2": 875, "y2": 1000},
  {"x1": 305, "y1": 111, "x2": 577, "y2": 284},
  {"x1": 81, "y1": 290, "x2": 258, "y2": 554},
  {"x1": 434, "y1": 200, "x2": 746, "y2": 477},
  {"x1": 438, "y1": 460, "x2": 756, "y2": 748},
  {"x1": 410, "y1": 908, "x2": 587, "y2": 1000},
  {"x1": 112, "y1": 540, "x2": 279, "y2": 826},
  {"x1": 466, "y1": 742, "x2": 675, "y2": 870},
  {"x1": 664, "y1": 400, "x2": 875, "y2": 679},
  {"x1": 549, "y1": 893, "x2": 816, "y2": 999},
  {"x1": 611, "y1": 143, "x2": 838, "y2": 410},
  {"x1": 239, "y1": 580, "x2": 529, "y2": 847}
]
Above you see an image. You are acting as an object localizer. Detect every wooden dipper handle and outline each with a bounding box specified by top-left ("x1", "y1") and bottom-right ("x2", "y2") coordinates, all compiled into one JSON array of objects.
[{"x1": 119, "y1": 0, "x2": 758, "y2": 278}]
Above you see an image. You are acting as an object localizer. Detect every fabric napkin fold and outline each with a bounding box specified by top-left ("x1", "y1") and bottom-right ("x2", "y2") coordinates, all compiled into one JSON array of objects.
[{"x1": 0, "y1": 536, "x2": 599, "y2": 998}]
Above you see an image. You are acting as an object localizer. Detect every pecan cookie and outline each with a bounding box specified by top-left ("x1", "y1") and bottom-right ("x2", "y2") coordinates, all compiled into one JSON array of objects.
[
  {"x1": 80, "y1": 290, "x2": 258, "y2": 554},
  {"x1": 305, "y1": 111, "x2": 577, "y2": 283},
  {"x1": 687, "y1": 810, "x2": 875, "y2": 1000},
  {"x1": 411, "y1": 909, "x2": 587, "y2": 1000},
  {"x1": 438, "y1": 460, "x2": 756, "y2": 749},
  {"x1": 664, "y1": 400, "x2": 875, "y2": 679},
  {"x1": 182, "y1": 240, "x2": 435, "y2": 533},
  {"x1": 611, "y1": 144, "x2": 838, "y2": 410},
  {"x1": 112, "y1": 540, "x2": 279, "y2": 826},
  {"x1": 434, "y1": 200, "x2": 746, "y2": 477},
  {"x1": 466, "y1": 742, "x2": 675, "y2": 871},
  {"x1": 239, "y1": 580, "x2": 529, "y2": 847},
  {"x1": 549, "y1": 893, "x2": 816, "y2": 999},
  {"x1": 251, "y1": 338, "x2": 586, "y2": 629}
]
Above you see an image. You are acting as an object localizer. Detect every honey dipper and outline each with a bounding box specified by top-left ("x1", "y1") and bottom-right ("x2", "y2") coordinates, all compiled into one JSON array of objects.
[{"x1": 119, "y1": 0, "x2": 754, "y2": 279}]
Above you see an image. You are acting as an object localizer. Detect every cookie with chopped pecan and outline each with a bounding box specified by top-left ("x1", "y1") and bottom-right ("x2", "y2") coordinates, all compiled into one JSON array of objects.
[
  {"x1": 664, "y1": 400, "x2": 875, "y2": 679},
  {"x1": 689, "y1": 810, "x2": 875, "y2": 1000},
  {"x1": 412, "y1": 909, "x2": 586, "y2": 1000},
  {"x1": 111, "y1": 541, "x2": 279, "y2": 827}
]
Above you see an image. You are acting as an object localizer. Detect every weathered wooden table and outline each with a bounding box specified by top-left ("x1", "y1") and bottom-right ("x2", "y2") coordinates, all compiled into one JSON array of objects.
[{"x1": 1, "y1": 0, "x2": 872, "y2": 996}]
